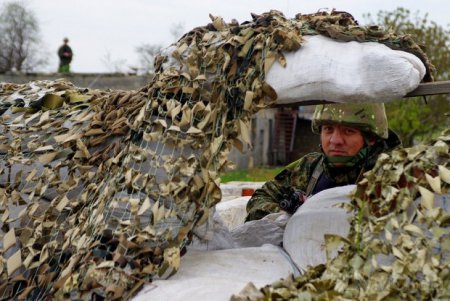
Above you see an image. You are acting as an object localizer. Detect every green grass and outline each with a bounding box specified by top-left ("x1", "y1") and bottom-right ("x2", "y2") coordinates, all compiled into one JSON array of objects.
[{"x1": 220, "y1": 166, "x2": 284, "y2": 183}]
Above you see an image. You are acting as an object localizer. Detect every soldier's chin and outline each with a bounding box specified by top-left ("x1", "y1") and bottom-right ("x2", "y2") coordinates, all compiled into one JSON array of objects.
[{"x1": 331, "y1": 162, "x2": 346, "y2": 167}]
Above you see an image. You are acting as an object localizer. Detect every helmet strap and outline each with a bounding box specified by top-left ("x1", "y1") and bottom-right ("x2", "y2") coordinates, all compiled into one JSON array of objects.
[{"x1": 324, "y1": 147, "x2": 369, "y2": 168}]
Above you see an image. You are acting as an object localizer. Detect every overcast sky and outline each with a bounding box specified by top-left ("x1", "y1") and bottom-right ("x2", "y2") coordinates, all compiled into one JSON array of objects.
[{"x1": 16, "y1": 0, "x2": 450, "y2": 73}]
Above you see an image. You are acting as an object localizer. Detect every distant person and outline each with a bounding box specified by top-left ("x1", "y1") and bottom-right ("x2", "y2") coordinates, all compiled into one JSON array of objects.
[{"x1": 58, "y1": 37, "x2": 73, "y2": 73}]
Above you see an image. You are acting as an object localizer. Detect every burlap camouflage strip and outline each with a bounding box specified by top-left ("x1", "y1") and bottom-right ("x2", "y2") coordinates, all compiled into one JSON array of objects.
[{"x1": 0, "y1": 10, "x2": 436, "y2": 300}]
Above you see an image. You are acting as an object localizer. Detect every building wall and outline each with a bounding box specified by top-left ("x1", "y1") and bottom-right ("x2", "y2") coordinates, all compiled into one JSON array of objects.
[
  {"x1": 290, "y1": 118, "x2": 321, "y2": 161},
  {"x1": 228, "y1": 109, "x2": 276, "y2": 169},
  {"x1": 228, "y1": 113, "x2": 320, "y2": 169},
  {"x1": 0, "y1": 73, "x2": 152, "y2": 90}
]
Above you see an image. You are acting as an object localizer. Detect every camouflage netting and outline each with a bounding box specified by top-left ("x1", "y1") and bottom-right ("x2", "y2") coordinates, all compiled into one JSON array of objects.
[
  {"x1": 232, "y1": 130, "x2": 450, "y2": 300},
  {"x1": 0, "y1": 9, "x2": 436, "y2": 300}
]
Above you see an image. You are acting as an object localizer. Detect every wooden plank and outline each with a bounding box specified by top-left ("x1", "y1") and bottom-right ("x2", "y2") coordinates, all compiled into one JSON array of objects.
[
  {"x1": 404, "y1": 80, "x2": 450, "y2": 97},
  {"x1": 272, "y1": 80, "x2": 450, "y2": 107}
]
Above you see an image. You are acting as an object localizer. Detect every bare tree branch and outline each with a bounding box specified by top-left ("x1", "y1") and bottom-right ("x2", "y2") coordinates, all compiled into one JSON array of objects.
[{"x1": 0, "y1": 1, "x2": 47, "y2": 73}]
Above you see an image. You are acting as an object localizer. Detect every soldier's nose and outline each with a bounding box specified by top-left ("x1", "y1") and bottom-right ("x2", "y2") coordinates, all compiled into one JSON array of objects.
[{"x1": 329, "y1": 130, "x2": 344, "y2": 144}]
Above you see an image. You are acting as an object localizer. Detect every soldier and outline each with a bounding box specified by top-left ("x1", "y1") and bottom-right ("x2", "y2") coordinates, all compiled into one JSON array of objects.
[
  {"x1": 57, "y1": 37, "x2": 73, "y2": 73},
  {"x1": 245, "y1": 103, "x2": 402, "y2": 221}
]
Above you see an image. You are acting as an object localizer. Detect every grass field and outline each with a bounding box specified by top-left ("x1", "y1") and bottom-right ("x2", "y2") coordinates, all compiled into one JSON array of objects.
[{"x1": 220, "y1": 166, "x2": 284, "y2": 183}]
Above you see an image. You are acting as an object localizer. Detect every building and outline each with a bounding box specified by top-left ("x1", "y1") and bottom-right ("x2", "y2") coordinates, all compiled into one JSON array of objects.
[{"x1": 228, "y1": 106, "x2": 320, "y2": 169}]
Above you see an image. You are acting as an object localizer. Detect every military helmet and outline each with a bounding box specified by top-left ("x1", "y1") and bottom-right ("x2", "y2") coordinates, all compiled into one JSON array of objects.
[{"x1": 312, "y1": 103, "x2": 389, "y2": 139}]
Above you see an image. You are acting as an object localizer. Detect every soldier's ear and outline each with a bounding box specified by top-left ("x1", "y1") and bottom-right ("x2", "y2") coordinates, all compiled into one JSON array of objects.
[{"x1": 364, "y1": 133, "x2": 377, "y2": 146}]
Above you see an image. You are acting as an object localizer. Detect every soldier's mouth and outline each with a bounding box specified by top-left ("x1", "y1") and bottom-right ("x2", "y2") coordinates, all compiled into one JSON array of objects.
[{"x1": 328, "y1": 150, "x2": 347, "y2": 156}]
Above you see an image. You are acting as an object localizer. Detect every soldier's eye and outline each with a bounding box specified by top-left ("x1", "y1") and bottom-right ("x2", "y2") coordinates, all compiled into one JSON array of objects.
[{"x1": 344, "y1": 128, "x2": 358, "y2": 135}]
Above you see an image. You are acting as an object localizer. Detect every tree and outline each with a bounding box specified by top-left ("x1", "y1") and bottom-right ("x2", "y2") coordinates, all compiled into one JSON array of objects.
[
  {"x1": 101, "y1": 50, "x2": 128, "y2": 74},
  {"x1": 364, "y1": 8, "x2": 449, "y2": 146},
  {"x1": 0, "y1": 1, "x2": 47, "y2": 73},
  {"x1": 135, "y1": 22, "x2": 185, "y2": 74},
  {"x1": 135, "y1": 44, "x2": 164, "y2": 74}
]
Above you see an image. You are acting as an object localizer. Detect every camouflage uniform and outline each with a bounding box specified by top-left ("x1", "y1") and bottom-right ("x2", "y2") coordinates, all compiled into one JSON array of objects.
[{"x1": 245, "y1": 103, "x2": 401, "y2": 221}]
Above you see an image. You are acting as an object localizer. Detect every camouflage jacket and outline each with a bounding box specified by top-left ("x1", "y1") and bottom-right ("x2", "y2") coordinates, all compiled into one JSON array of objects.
[{"x1": 245, "y1": 130, "x2": 401, "y2": 221}]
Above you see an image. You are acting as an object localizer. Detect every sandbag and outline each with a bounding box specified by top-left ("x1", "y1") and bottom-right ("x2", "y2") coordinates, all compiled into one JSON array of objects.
[
  {"x1": 266, "y1": 35, "x2": 426, "y2": 104},
  {"x1": 231, "y1": 212, "x2": 289, "y2": 248},
  {"x1": 189, "y1": 210, "x2": 289, "y2": 250},
  {"x1": 132, "y1": 245, "x2": 296, "y2": 301},
  {"x1": 220, "y1": 181, "x2": 264, "y2": 202},
  {"x1": 283, "y1": 185, "x2": 355, "y2": 272},
  {"x1": 284, "y1": 185, "x2": 450, "y2": 272},
  {"x1": 188, "y1": 209, "x2": 236, "y2": 251},
  {"x1": 215, "y1": 196, "x2": 250, "y2": 230}
]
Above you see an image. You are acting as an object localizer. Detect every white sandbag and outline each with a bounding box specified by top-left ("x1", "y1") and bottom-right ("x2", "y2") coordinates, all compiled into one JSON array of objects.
[
  {"x1": 231, "y1": 212, "x2": 289, "y2": 248},
  {"x1": 215, "y1": 196, "x2": 250, "y2": 230},
  {"x1": 133, "y1": 245, "x2": 296, "y2": 301},
  {"x1": 188, "y1": 209, "x2": 236, "y2": 251},
  {"x1": 189, "y1": 210, "x2": 289, "y2": 250},
  {"x1": 283, "y1": 185, "x2": 355, "y2": 272},
  {"x1": 220, "y1": 181, "x2": 265, "y2": 201},
  {"x1": 266, "y1": 35, "x2": 426, "y2": 104}
]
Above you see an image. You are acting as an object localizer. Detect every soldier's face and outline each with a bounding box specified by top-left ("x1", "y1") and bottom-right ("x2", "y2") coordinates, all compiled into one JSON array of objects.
[{"x1": 320, "y1": 124, "x2": 365, "y2": 161}]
